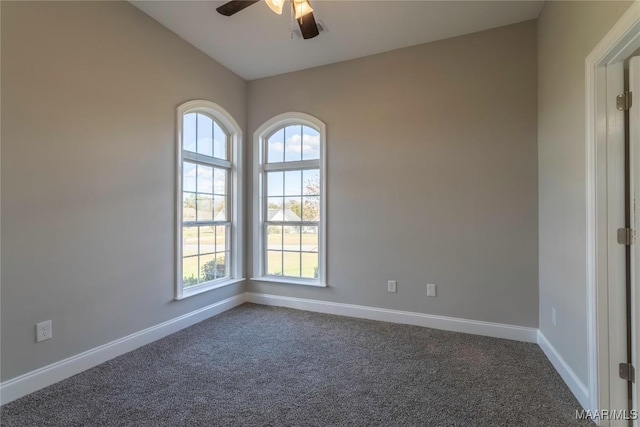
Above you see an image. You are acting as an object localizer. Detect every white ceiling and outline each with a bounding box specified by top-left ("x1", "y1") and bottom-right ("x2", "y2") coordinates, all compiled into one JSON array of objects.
[{"x1": 132, "y1": 1, "x2": 544, "y2": 80}]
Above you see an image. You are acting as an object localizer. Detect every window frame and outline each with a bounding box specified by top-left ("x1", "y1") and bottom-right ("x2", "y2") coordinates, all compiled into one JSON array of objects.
[
  {"x1": 252, "y1": 112, "x2": 327, "y2": 287},
  {"x1": 176, "y1": 100, "x2": 244, "y2": 300}
]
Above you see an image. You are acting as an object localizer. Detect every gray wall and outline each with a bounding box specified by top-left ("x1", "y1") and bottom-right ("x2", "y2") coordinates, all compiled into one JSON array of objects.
[
  {"x1": 247, "y1": 21, "x2": 539, "y2": 327},
  {"x1": 537, "y1": 1, "x2": 632, "y2": 385},
  {"x1": 1, "y1": 1, "x2": 247, "y2": 381}
]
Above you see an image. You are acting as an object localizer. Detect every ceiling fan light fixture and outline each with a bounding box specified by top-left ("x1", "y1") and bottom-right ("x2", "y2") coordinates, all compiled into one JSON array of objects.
[
  {"x1": 265, "y1": 0, "x2": 284, "y2": 15},
  {"x1": 293, "y1": 0, "x2": 313, "y2": 19}
]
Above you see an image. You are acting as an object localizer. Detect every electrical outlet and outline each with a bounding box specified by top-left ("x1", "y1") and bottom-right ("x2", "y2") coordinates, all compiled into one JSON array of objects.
[
  {"x1": 551, "y1": 308, "x2": 557, "y2": 326},
  {"x1": 427, "y1": 284, "x2": 437, "y2": 297},
  {"x1": 387, "y1": 280, "x2": 397, "y2": 293},
  {"x1": 36, "y1": 320, "x2": 52, "y2": 342}
]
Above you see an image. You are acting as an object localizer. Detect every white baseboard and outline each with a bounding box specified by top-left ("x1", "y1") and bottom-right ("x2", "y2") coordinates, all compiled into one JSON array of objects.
[
  {"x1": 0, "y1": 293, "x2": 247, "y2": 405},
  {"x1": 0, "y1": 292, "x2": 587, "y2": 413},
  {"x1": 246, "y1": 292, "x2": 538, "y2": 343},
  {"x1": 537, "y1": 330, "x2": 589, "y2": 410}
]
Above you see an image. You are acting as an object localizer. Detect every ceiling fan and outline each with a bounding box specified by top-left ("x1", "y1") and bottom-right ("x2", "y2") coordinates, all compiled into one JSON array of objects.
[{"x1": 216, "y1": 0, "x2": 321, "y2": 40}]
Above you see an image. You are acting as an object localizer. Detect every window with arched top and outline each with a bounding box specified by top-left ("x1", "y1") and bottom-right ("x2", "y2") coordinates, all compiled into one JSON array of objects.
[
  {"x1": 176, "y1": 101, "x2": 243, "y2": 299},
  {"x1": 253, "y1": 113, "x2": 326, "y2": 287}
]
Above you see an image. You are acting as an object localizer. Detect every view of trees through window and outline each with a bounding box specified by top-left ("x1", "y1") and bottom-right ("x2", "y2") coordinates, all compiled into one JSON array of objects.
[
  {"x1": 181, "y1": 112, "x2": 231, "y2": 288},
  {"x1": 264, "y1": 124, "x2": 321, "y2": 279}
]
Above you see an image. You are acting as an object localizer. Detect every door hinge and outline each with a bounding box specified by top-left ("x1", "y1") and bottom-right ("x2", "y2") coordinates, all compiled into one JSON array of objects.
[
  {"x1": 617, "y1": 228, "x2": 634, "y2": 245},
  {"x1": 619, "y1": 363, "x2": 635, "y2": 383},
  {"x1": 617, "y1": 91, "x2": 632, "y2": 111}
]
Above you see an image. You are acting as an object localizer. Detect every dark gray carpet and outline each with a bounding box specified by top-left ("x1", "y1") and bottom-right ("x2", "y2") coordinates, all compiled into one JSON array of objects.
[{"x1": 1, "y1": 303, "x2": 592, "y2": 426}]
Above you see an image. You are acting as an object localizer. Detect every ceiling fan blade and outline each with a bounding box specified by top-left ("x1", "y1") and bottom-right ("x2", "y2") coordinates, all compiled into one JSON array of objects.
[
  {"x1": 216, "y1": 0, "x2": 260, "y2": 16},
  {"x1": 296, "y1": 11, "x2": 320, "y2": 39}
]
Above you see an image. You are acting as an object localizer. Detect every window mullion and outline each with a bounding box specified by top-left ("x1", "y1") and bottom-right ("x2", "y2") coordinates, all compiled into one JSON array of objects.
[
  {"x1": 264, "y1": 222, "x2": 269, "y2": 276},
  {"x1": 183, "y1": 220, "x2": 231, "y2": 226},
  {"x1": 263, "y1": 160, "x2": 318, "y2": 172},
  {"x1": 265, "y1": 221, "x2": 319, "y2": 226},
  {"x1": 195, "y1": 114, "x2": 199, "y2": 156},
  {"x1": 196, "y1": 225, "x2": 201, "y2": 283},
  {"x1": 183, "y1": 151, "x2": 231, "y2": 169}
]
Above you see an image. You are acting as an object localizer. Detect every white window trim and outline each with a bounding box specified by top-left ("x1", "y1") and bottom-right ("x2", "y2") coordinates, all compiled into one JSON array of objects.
[
  {"x1": 175, "y1": 100, "x2": 244, "y2": 300},
  {"x1": 252, "y1": 112, "x2": 327, "y2": 287}
]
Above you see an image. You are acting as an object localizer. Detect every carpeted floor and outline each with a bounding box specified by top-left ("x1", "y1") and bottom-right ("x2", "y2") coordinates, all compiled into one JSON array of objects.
[{"x1": 1, "y1": 303, "x2": 593, "y2": 426}]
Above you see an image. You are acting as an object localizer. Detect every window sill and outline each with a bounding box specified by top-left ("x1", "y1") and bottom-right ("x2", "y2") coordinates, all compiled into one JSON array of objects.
[
  {"x1": 175, "y1": 278, "x2": 245, "y2": 300},
  {"x1": 250, "y1": 277, "x2": 328, "y2": 287}
]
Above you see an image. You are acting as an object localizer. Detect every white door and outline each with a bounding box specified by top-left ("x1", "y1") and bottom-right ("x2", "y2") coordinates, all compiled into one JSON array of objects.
[
  {"x1": 608, "y1": 61, "x2": 629, "y2": 426},
  {"x1": 631, "y1": 55, "x2": 640, "y2": 426}
]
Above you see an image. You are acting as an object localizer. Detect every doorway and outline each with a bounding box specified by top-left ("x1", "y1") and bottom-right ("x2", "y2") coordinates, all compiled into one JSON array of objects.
[
  {"x1": 587, "y1": 3, "x2": 640, "y2": 426},
  {"x1": 630, "y1": 53, "x2": 640, "y2": 427}
]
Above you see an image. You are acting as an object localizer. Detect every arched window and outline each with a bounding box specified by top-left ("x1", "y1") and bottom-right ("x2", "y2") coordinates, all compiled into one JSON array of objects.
[
  {"x1": 253, "y1": 113, "x2": 326, "y2": 287},
  {"x1": 176, "y1": 101, "x2": 243, "y2": 299}
]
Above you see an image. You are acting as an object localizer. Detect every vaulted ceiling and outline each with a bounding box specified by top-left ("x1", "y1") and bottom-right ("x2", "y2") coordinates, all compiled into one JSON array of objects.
[{"x1": 132, "y1": 1, "x2": 544, "y2": 80}]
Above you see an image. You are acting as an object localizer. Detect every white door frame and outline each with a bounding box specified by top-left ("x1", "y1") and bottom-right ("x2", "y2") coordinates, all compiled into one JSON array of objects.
[
  {"x1": 586, "y1": 1, "x2": 640, "y2": 424},
  {"x1": 630, "y1": 56, "x2": 640, "y2": 423}
]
